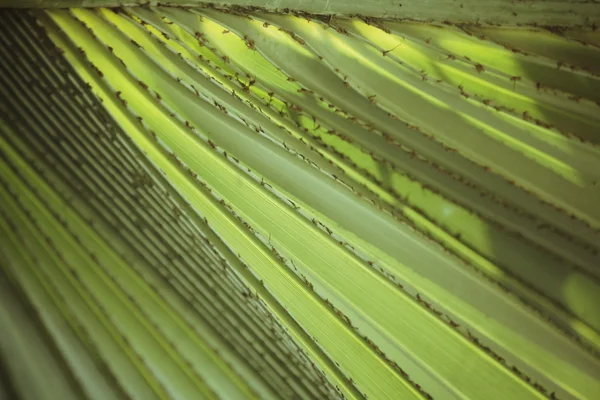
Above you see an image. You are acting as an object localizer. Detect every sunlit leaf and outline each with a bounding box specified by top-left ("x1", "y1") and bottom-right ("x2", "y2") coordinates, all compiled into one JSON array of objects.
[{"x1": 1, "y1": 5, "x2": 599, "y2": 400}]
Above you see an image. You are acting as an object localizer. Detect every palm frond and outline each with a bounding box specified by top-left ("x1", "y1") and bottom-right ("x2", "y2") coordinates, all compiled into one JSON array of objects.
[{"x1": 1, "y1": 5, "x2": 599, "y2": 400}]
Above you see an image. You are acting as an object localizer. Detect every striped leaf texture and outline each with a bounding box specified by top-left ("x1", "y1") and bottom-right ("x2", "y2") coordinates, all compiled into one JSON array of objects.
[
  {"x1": 1, "y1": 5, "x2": 599, "y2": 400},
  {"x1": 5, "y1": 0, "x2": 600, "y2": 27}
]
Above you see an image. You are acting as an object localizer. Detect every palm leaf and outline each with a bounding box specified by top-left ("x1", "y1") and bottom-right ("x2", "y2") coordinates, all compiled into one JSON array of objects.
[{"x1": 1, "y1": 4, "x2": 599, "y2": 400}]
